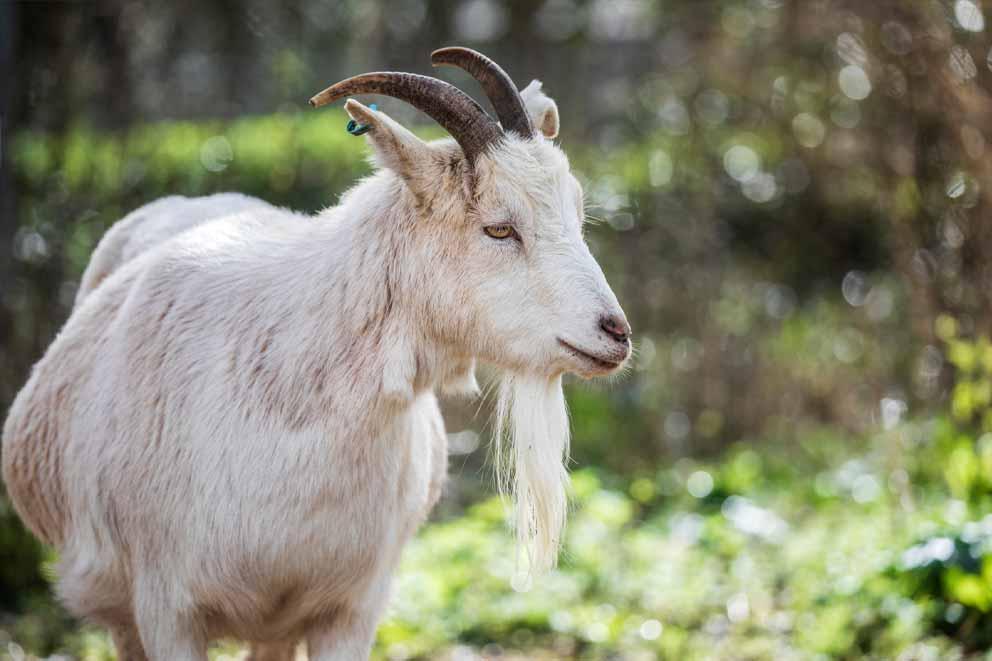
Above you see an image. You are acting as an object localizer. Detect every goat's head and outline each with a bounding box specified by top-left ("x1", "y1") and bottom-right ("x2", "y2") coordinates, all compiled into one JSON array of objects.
[
  {"x1": 310, "y1": 47, "x2": 630, "y2": 380},
  {"x1": 311, "y1": 48, "x2": 630, "y2": 573}
]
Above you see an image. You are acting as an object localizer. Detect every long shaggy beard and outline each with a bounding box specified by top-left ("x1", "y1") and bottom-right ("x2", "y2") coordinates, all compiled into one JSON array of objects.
[{"x1": 493, "y1": 374, "x2": 570, "y2": 575}]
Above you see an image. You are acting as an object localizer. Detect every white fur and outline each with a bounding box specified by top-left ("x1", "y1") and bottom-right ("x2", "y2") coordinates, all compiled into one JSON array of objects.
[
  {"x1": 1, "y1": 81, "x2": 628, "y2": 660},
  {"x1": 75, "y1": 192, "x2": 279, "y2": 306},
  {"x1": 494, "y1": 374, "x2": 570, "y2": 574}
]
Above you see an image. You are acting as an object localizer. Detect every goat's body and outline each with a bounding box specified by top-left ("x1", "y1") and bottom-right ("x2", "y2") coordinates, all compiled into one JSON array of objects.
[
  {"x1": 3, "y1": 190, "x2": 448, "y2": 656},
  {"x1": 2, "y1": 56, "x2": 629, "y2": 658}
]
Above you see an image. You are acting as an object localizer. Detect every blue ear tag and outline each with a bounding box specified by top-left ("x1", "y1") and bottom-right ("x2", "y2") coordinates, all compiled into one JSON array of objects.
[{"x1": 346, "y1": 103, "x2": 377, "y2": 136}]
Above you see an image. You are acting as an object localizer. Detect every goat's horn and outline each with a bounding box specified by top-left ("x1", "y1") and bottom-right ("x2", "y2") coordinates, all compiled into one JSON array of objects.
[
  {"x1": 431, "y1": 46, "x2": 534, "y2": 139},
  {"x1": 309, "y1": 72, "x2": 501, "y2": 163}
]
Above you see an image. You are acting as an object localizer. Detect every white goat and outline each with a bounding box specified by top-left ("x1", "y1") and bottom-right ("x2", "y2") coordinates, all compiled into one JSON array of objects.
[{"x1": 2, "y1": 48, "x2": 630, "y2": 660}]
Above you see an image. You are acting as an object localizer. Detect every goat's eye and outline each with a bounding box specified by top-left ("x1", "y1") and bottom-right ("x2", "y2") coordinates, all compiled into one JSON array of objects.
[{"x1": 484, "y1": 224, "x2": 516, "y2": 240}]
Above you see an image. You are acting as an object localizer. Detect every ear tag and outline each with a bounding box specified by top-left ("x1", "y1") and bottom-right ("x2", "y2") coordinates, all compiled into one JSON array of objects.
[{"x1": 346, "y1": 103, "x2": 377, "y2": 136}]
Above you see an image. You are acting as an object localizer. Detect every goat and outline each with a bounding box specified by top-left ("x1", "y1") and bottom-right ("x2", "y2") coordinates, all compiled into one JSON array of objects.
[{"x1": 1, "y1": 47, "x2": 630, "y2": 660}]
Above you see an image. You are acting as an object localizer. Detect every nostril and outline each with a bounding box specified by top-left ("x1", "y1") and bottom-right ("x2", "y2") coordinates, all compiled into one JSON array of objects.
[{"x1": 599, "y1": 314, "x2": 631, "y2": 343}]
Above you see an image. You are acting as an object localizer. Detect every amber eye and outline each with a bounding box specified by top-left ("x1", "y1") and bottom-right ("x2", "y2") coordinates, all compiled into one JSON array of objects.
[{"x1": 484, "y1": 224, "x2": 515, "y2": 240}]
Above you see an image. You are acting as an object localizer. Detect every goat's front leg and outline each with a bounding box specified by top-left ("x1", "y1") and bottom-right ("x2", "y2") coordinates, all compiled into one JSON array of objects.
[
  {"x1": 133, "y1": 577, "x2": 208, "y2": 661},
  {"x1": 132, "y1": 616, "x2": 207, "y2": 661},
  {"x1": 306, "y1": 603, "x2": 383, "y2": 661}
]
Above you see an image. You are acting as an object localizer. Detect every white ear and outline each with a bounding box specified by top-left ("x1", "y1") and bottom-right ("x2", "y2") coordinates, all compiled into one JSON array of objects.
[
  {"x1": 344, "y1": 99, "x2": 435, "y2": 184},
  {"x1": 519, "y1": 80, "x2": 559, "y2": 139}
]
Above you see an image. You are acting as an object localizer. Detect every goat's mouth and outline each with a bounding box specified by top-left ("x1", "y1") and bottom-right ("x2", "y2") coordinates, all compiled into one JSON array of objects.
[{"x1": 557, "y1": 338, "x2": 624, "y2": 374}]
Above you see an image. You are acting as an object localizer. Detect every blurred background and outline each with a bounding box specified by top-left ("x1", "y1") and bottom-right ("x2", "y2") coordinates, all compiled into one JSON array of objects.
[{"x1": 4, "y1": 0, "x2": 992, "y2": 659}]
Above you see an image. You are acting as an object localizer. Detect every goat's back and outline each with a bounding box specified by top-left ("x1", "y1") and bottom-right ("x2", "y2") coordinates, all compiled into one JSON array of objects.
[{"x1": 75, "y1": 192, "x2": 276, "y2": 306}]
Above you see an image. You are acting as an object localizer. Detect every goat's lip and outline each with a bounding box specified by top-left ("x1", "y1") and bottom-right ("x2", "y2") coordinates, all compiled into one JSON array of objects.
[{"x1": 557, "y1": 338, "x2": 624, "y2": 373}]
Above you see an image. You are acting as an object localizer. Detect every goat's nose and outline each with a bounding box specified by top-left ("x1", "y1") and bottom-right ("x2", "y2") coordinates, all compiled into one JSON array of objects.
[{"x1": 600, "y1": 313, "x2": 631, "y2": 344}]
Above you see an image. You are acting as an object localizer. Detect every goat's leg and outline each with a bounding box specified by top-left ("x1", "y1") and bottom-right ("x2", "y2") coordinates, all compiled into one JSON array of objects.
[
  {"x1": 305, "y1": 604, "x2": 381, "y2": 661},
  {"x1": 132, "y1": 578, "x2": 208, "y2": 661},
  {"x1": 133, "y1": 612, "x2": 207, "y2": 661},
  {"x1": 247, "y1": 641, "x2": 299, "y2": 661},
  {"x1": 109, "y1": 620, "x2": 149, "y2": 661},
  {"x1": 132, "y1": 610, "x2": 207, "y2": 661}
]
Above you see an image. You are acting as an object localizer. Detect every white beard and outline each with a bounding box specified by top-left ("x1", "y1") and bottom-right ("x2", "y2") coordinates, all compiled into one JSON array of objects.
[{"x1": 493, "y1": 373, "x2": 570, "y2": 575}]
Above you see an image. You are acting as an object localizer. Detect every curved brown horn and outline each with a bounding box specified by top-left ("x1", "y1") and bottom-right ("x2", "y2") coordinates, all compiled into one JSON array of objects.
[
  {"x1": 431, "y1": 46, "x2": 534, "y2": 139},
  {"x1": 309, "y1": 72, "x2": 501, "y2": 162}
]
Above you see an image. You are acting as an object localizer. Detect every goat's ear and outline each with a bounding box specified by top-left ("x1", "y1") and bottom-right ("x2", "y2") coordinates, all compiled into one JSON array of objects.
[
  {"x1": 344, "y1": 99, "x2": 435, "y2": 184},
  {"x1": 519, "y1": 80, "x2": 559, "y2": 139}
]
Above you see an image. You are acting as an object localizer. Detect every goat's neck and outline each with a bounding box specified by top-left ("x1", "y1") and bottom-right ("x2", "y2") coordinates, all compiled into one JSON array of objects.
[{"x1": 285, "y1": 174, "x2": 453, "y2": 417}]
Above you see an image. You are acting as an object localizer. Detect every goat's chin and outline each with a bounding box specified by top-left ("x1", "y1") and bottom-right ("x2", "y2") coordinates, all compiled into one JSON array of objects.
[
  {"x1": 555, "y1": 338, "x2": 629, "y2": 379},
  {"x1": 494, "y1": 373, "x2": 570, "y2": 576},
  {"x1": 568, "y1": 360, "x2": 626, "y2": 380}
]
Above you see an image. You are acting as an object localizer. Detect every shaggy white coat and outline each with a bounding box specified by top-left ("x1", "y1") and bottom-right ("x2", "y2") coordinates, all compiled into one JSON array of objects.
[{"x1": 2, "y1": 82, "x2": 628, "y2": 660}]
